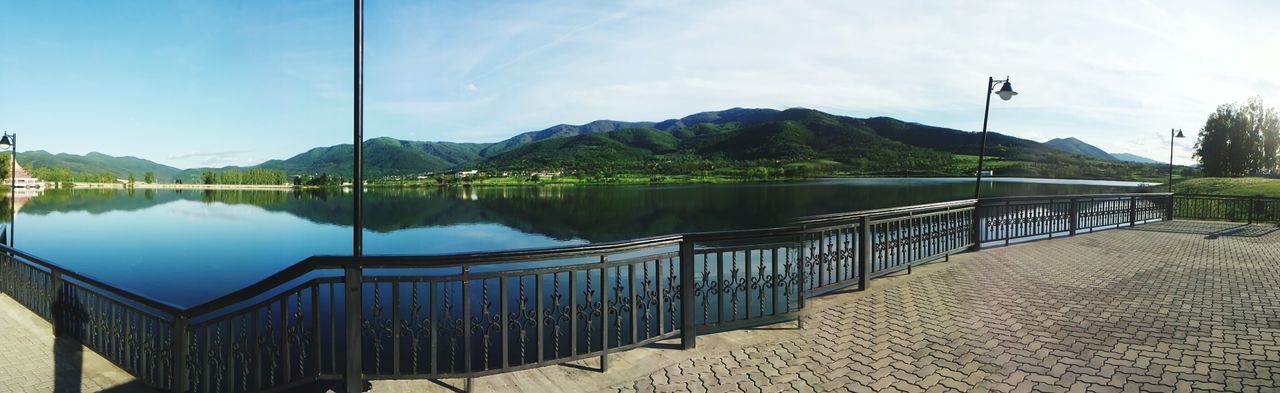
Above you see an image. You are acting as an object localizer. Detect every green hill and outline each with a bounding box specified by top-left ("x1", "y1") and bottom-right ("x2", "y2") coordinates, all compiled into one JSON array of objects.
[
  {"x1": 1044, "y1": 137, "x2": 1117, "y2": 161},
  {"x1": 15, "y1": 107, "x2": 1180, "y2": 183},
  {"x1": 19, "y1": 151, "x2": 181, "y2": 182},
  {"x1": 173, "y1": 137, "x2": 492, "y2": 181}
]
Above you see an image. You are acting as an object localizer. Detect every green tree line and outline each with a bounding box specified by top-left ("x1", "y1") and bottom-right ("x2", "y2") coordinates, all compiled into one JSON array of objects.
[
  {"x1": 1195, "y1": 97, "x2": 1280, "y2": 176},
  {"x1": 200, "y1": 168, "x2": 289, "y2": 185}
]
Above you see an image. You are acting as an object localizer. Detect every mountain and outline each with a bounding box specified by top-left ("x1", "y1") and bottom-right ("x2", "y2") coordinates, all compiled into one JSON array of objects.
[
  {"x1": 19, "y1": 151, "x2": 181, "y2": 181},
  {"x1": 482, "y1": 108, "x2": 1013, "y2": 175},
  {"x1": 19, "y1": 107, "x2": 1164, "y2": 182},
  {"x1": 1043, "y1": 138, "x2": 1117, "y2": 161},
  {"x1": 1110, "y1": 153, "x2": 1161, "y2": 164},
  {"x1": 172, "y1": 137, "x2": 491, "y2": 182},
  {"x1": 477, "y1": 108, "x2": 784, "y2": 157}
]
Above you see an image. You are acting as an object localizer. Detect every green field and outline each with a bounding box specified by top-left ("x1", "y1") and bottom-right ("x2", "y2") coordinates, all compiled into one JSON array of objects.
[{"x1": 1173, "y1": 177, "x2": 1280, "y2": 197}]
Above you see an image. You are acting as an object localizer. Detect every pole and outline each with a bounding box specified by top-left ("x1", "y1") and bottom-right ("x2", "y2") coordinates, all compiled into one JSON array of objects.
[
  {"x1": 974, "y1": 78, "x2": 994, "y2": 200},
  {"x1": 353, "y1": 0, "x2": 363, "y2": 256},
  {"x1": 1168, "y1": 128, "x2": 1175, "y2": 193},
  {"x1": 347, "y1": 1, "x2": 364, "y2": 392},
  {"x1": 10, "y1": 134, "x2": 15, "y2": 247}
]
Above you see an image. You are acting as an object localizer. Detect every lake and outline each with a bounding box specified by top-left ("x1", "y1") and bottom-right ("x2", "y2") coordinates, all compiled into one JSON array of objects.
[{"x1": 4, "y1": 177, "x2": 1155, "y2": 307}]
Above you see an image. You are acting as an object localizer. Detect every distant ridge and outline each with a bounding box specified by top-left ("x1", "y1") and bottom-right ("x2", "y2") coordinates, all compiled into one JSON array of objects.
[
  {"x1": 1110, "y1": 152, "x2": 1161, "y2": 164},
  {"x1": 1044, "y1": 137, "x2": 1117, "y2": 161}
]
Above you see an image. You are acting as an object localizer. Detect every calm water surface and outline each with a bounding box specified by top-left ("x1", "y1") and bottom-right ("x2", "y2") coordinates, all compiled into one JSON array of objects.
[{"x1": 6, "y1": 177, "x2": 1154, "y2": 306}]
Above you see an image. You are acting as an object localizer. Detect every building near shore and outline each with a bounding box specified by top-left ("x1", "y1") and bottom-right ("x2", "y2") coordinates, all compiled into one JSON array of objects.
[{"x1": 3, "y1": 161, "x2": 44, "y2": 189}]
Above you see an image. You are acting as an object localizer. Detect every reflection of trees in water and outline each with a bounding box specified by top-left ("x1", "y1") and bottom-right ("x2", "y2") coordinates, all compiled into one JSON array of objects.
[{"x1": 14, "y1": 182, "x2": 1143, "y2": 243}]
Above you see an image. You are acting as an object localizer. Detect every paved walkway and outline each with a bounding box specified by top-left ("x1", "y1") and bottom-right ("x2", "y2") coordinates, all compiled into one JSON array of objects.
[
  {"x1": 0, "y1": 294, "x2": 152, "y2": 393},
  {"x1": 3, "y1": 220, "x2": 1280, "y2": 392},
  {"x1": 596, "y1": 221, "x2": 1280, "y2": 393}
]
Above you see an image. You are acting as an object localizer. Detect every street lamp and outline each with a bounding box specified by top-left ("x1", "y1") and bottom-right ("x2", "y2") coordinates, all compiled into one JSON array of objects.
[
  {"x1": 974, "y1": 76, "x2": 1017, "y2": 199},
  {"x1": 0, "y1": 132, "x2": 14, "y2": 246},
  {"x1": 1169, "y1": 128, "x2": 1184, "y2": 192}
]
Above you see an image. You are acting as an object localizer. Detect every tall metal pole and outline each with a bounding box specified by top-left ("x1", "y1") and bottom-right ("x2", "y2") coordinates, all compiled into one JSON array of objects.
[
  {"x1": 974, "y1": 77, "x2": 994, "y2": 200},
  {"x1": 347, "y1": 2, "x2": 364, "y2": 393},
  {"x1": 353, "y1": 0, "x2": 364, "y2": 256},
  {"x1": 1168, "y1": 128, "x2": 1176, "y2": 193},
  {"x1": 10, "y1": 134, "x2": 15, "y2": 247}
]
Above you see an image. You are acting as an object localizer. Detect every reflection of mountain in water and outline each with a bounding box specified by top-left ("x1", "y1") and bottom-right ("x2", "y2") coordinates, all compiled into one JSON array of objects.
[{"x1": 16, "y1": 181, "x2": 1144, "y2": 243}]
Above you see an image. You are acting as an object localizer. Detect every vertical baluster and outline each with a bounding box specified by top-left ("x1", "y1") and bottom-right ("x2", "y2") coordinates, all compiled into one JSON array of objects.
[
  {"x1": 771, "y1": 247, "x2": 780, "y2": 316},
  {"x1": 392, "y1": 280, "x2": 401, "y2": 376},
  {"x1": 500, "y1": 275, "x2": 509, "y2": 371},
  {"x1": 535, "y1": 274, "x2": 544, "y2": 363},
  {"x1": 629, "y1": 262, "x2": 637, "y2": 345},
  {"x1": 600, "y1": 261, "x2": 610, "y2": 372}
]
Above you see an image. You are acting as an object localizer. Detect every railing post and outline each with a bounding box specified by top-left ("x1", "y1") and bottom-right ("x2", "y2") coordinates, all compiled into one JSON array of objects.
[
  {"x1": 859, "y1": 217, "x2": 871, "y2": 291},
  {"x1": 1129, "y1": 196, "x2": 1137, "y2": 227},
  {"x1": 172, "y1": 315, "x2": 190, "y2": 392},
  {"x1": 344, "y1": 266, "x2": 363, "y2": 393},
  {"x1": 49, "y1": 270, "x2": 62, "y2": 333},
  {"x1": 1068, "y1": 198, "x2": 1078, "y2": 236},
  {"x1": 1248, "y1": 197, "x2": 1255, "y2": 224},
  {"x1": 970, "y1": 201, "x2": 982, "y2": 250},
  {"x1": 679, "y1": 238, "x2": 696, "y2": 349},
  {"x1": 1166, "y1": 195, "x2": 1175, "y2": 221}
]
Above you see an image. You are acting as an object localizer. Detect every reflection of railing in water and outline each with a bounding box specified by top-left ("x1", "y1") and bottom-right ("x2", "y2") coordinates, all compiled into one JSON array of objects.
[{"x1": 11, "y1": 192, "x2": 1279, "y2": 392}]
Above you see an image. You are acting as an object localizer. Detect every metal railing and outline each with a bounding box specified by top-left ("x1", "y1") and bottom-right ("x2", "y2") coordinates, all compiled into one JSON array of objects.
[{"x1": 5, "y1": 192, "x2": 1277, "y2": 392}]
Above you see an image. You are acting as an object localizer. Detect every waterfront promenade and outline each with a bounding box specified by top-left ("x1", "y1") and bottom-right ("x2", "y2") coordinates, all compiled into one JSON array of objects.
[{"x1": 2, "y1": 220, "x2": 1278, "y2": 392}]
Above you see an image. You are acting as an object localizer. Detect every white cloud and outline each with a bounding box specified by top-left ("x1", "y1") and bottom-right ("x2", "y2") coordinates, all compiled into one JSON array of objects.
[
  {"x1": 464, "y1": 83, "x2": 478, "y2": 93},
  {"x1": 366, "y1": 0, "x2": 1280, "y2": 165}
]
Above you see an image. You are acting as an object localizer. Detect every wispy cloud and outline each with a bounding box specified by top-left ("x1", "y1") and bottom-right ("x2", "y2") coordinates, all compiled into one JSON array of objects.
[{"x1": 168, "y1": 150, "x2": 260, "y2": 168}]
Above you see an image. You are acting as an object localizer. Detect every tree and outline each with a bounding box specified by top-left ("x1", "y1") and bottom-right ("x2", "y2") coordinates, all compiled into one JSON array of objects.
[
  {"x1": 127, "y1": 173, "x2": 136, "y2": 186},
  {"x1": 143, "y1": 171, "x2": 156, "y2": 184},
  {"x1": 201, "y1": 170, "x2": 217, "y2": 185},
  {"x1": 1195, "y1": 98, "x2": 1280, "y2": 177}
]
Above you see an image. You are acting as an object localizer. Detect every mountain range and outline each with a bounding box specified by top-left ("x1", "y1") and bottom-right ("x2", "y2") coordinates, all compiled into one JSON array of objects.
[
  {"x1": 1042, "y1": 137, "x2": 1161, "y2": 164},
  {"x1": 16, "y1": 108, "x2": 1169, "y2": 182}
]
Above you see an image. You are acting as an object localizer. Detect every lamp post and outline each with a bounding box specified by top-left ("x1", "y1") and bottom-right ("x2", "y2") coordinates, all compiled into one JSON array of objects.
[
  {"x1": 1169, "y1": 128, "x2": 1184, "y2": 193},
  {"x1": 0, "y1": 132, "x2": 15, "y2": 246},
  {"x1": 974, "y1": 76, "x2": 1017, "y2": 199}
]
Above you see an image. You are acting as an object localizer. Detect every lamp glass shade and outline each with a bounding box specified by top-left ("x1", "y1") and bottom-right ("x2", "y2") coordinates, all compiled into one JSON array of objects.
[
  {"x1": 996, "y1": 82, "x2": 1018, "y2": 101},
  {"x1": 0, "y1": 135, "x2": 12, "y2": 150},
  {"x1": 1174, "y1": 130, "x2": 1185, "y2": 138}
]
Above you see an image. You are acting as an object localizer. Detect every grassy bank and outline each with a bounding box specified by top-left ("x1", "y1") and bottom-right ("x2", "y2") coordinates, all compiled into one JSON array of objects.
[{"x1": 1173, "y1": 177, "x2": 1280, "y2": 197}]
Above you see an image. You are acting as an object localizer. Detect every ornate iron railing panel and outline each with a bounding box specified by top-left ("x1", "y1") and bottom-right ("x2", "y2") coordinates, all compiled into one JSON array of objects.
[
  {"x1": 0, "y1": 246, "x2": 183, "y2": 390},
  {"x1": 978, "y1": 194, "x2": 1173, "y2": 245},
  {"x1": 184, "y1": 277, "x2": 336, "y2": 393},
  {"x1": 689, "y1": 239, "x2": 801, "y2": 332},
  {"x1": 799, "y1": 224, "x2": 859, "y2": 296},
  {"x1": 868, "y1": 206, "x2": 973, "y2": 278},
  {"x1": 352, "y1": 242, "x2": 684, "y2": 381}
]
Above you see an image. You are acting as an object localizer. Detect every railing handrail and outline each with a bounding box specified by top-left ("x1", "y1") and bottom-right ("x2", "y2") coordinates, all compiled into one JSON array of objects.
[
  {"x1": 794, "y1": 199, "x2": 977, "y2": 225},
  {"x1": 0, "y1": 244, "x2": 184, "y2": 315},
  {"x1": 1174, "y1": 193, "x2": 1280, "y2": 201},
  {"x1": 975, "y1": 192, "x2": 1172, "y2": 203}
]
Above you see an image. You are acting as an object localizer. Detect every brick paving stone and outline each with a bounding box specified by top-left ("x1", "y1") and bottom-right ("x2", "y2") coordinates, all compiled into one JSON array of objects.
[
  {"x1": 0, "y1": 294, "x2": 153, "y2": 392},
  {"x1": 598, "y1": 221, "x2": 1280, "y2": 393}
]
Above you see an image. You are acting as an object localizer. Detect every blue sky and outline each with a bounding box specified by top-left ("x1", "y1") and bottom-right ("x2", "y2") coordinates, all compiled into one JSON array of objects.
[{"x1": 2, "y1": 1, "x2": 1278, "y2": 168}]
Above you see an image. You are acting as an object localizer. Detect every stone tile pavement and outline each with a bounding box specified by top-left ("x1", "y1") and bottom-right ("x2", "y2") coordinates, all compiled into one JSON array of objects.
[
  {"x1": 597, "y1": 221, "x2": 1280, "y2": 393},
  {"x1": 0, "y1": 294, "x2": 153, "y2": 393}
]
